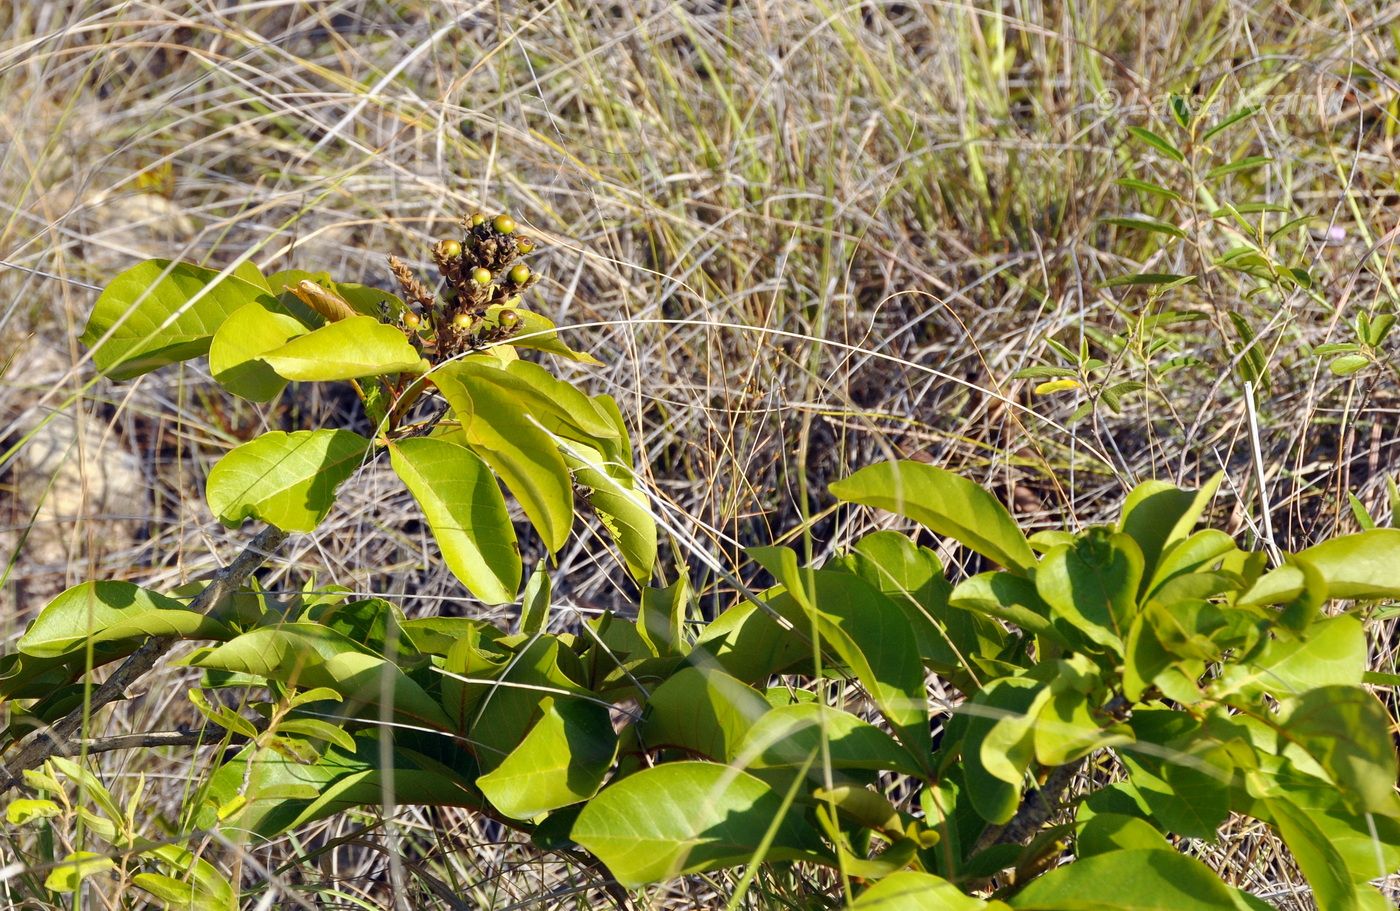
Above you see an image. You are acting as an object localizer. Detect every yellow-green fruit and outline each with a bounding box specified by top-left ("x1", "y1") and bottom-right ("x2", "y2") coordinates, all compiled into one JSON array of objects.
[
  {"x1": 452, "y1": 312, "x2": 475, "y2": 329},
  {"x1": 508, "y1": 264, "x2": 530, "y2": 284},
  {"x1": 516, "y1": 239, "x2": 535, "y2": 253},
  {"x1": 439, "y1": 238, "x2": 462, "y2": 258},
  {"x1": 498, "y1": 310, "x2": 521, "y2": 329},
  {"x1": 471, "y1": 267, "x2": 492, "y2": 284},
  {"x1": 492, "y1": 214, "x2": 516, "y2": 234},
  {"x1": 403, "y1": 311, "x2": 421, "y2": 329},
  {"x1": 470, "y1": 213, "x2": 486, "y2": 226}
]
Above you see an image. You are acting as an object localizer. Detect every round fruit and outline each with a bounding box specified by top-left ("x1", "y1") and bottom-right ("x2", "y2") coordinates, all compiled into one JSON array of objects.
[
  {"x1": 438, "y1": 238, "x2": 462, "y2": 258},
  {"x1": 403, "y1": 311, "x2": 421, "y2": 329},
  {"x1": 516, "y1": 238, "x2": 535, "y2": 254},
  {"x1": 498, "y1": 310, "x2": 521, "y2": 329},
  {"x1": 471, "y1": 267, "x2": 492, "y2": 284},
  {"x1": 470, "y1": 213, "x2": 486, "y2": 226},
  {"x1": 492, "y1": 214, "x2": 516, "y2": 234},
  {"x1": 452, "y1": 312, "x2": 475, "y2": 329},
  {"x1": 508, "y1": 264, "x2": 530, "y2": 284}
]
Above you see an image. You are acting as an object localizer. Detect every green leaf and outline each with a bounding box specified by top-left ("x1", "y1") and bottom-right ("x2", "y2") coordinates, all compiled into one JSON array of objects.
[
  {"x1": 752, "y1": 550, "x2": 931, "y2": 759},
  {"x1": 1036, "y1": 530, "x2": 1143, "y2": 652},
  {"x1": 1076, "y1": 813, "x2": 1172, "y2": 857},
  {"x1": 206, "y1": 429, "x2": 369, "y2": 532},
  {"x1": 486, "y1": 305, "x2": 602, "y2": 364},
  {"x1": 5, "y1": 798, "x2": 61, "y2": 825},
  {"x1": 949, "y1": 571, "x2": 1059, "y2": 640},
  {"x1": 44, "y1": 851, "x2": 115, "y2": 893},
  {"x1": 18, "y1": 581, "x2": 230, "y2": 658},
  {"x1": 571, "y1": 761, "x2": 825, "y2": 887},
  {"x1": 189, "y1": 624, "x2": 452, "y2": 729},
  {"x1": 477, "y1": 696, "x2": 617, "y2": 819},
  {"x1": 830, "y1": 462, "x2": 1036, "y2": 573},
  {"x1": 563, "y1": 439, "x2": 656, "y2": 582},
  {"x1": 139, "y1": 845, "x2": 237, "y2": 911},
  {"x1": 207, "y1": 303, "x2": 307, "y2": 401},
  {"x1": 389, "y1": 437, "x2": 521, "y2": 604},
  {"x1": 736, "y1": 703, "x2": 925, "y2": 776},
  {"x1": 1330, "y1": 354, "x2": 1372, "y2": 377},
  {"x1": 1205, "y1": 156, "x2": 1271, "y2": 180},
  {"x1": 206, "y1": 739, "x2": 481, "y2": 838},
  {"x1": 638, "y1": 578, "x2": 690, "y2": 657},
  {"x1": 81, "y1": 260, "x2": 273, "y2": 379},
  {"x1": 1103, "y1": 273, "x2": 1197, "y2": 288},
  {"x1": 1102, "y1": 217, "x2": 1186, "y2": 238},
  {"x1": 1009, "y1": 849, "x2": 1267, "y2": 910},
  {"x1": 518, "y1": 562, "x2": 551, "y2": 635},
  {"x1": 433, "y1": 362, "x2": 574, "y2": 552},
  {"x1": 261, "y1": 315, "x2": 425, "y2": 380},
  {"x1": 960, "y1": 677, "x2": 1043, "y2": 824},
  {"x1": 1278, "y1": 686, "x2": 1399, "y2": 815},
  {"x1": 848, "y1": 871, "x2": 998, "y2": 910},
  {"x1": 1114, "y1": 178, "x2": 1182, "y2": 201},
  {"x1": 843, "y1": 531, "x2": 1006, "y2": 681},
  {"x1": 1242, "y1": 529, "x2": 1400, "y2": 603},
  {"x1": 1201, "y1": 106, "x2": 1260, "y2": 143},
  {"x1": 1119, "y1": 473, "x2": 1222, "y2": 582},
  {"x1": 1263, "y1": 797, "x2": 1364, "y2": 911},
  {"x1": 643, "y1": 665, "x2": 771, "y2": 761},
  {"x1": 1125, "y1": 126, "x2": 1186, "y2": 162},
  {"x1": 1213, "y1": 615, "x2": 1366, "y2": 699}
]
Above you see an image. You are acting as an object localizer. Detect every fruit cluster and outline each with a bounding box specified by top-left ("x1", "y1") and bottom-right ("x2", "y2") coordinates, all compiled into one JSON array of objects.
[{"x1": 390, "y1": 212, "x2": 539, "y2": 361}]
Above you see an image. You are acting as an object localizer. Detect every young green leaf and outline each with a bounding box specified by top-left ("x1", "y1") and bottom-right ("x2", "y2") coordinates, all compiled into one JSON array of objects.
[{"x1": 261, "y1": 315, "x2": 425, "y2": 380}]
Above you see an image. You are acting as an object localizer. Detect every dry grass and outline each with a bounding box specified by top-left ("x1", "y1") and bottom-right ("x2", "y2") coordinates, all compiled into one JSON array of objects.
[{"x1": 1, "y1": 0, "x2": 1398, "y2": 907}]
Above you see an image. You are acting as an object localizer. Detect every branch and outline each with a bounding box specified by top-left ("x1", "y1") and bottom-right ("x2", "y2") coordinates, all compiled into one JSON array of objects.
[
  {"x1": 971, "y1": 758, "x2": 1086, "y2": 858},
  {"x1": 0, "y1": 525, "x2": 288, "y2": 793},
  {"x1": 75, "y1": 720, "x2": 262, "y2": 757}
]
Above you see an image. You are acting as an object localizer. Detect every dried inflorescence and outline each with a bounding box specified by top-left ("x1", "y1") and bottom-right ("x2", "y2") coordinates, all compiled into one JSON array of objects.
[{"x1": 388, "y1": 212, "x2": 540, "y2": 361}]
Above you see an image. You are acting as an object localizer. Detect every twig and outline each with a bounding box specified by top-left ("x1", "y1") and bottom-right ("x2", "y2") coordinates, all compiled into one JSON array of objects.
[
  {"x1": 968, "y1": 758, "x2": 1087, "y2": 870},
  {"x1": 0, "y1": 525, "x2": 288, "y2": 793},
  {"x1": 75, "y1": 721, "x2": 258, "y2": 756}
]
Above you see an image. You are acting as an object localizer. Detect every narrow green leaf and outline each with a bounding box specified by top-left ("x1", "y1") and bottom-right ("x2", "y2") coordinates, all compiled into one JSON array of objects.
[
  {"x1": 206, "y1": 429, "x2": 369, "y2": 532},
  {"x1": 1102, "y1": 216, "x2": 1186, "y2": 239},
  {"x1": 1125, "y1": 126, "x2": 1186, "y2": 162},
  {"x1": 1103, "y1": 273, "x2": 1196, "y2": 288},
  {"x1": 389, "y1": 437, "x2": 521, "y2": 604}
]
